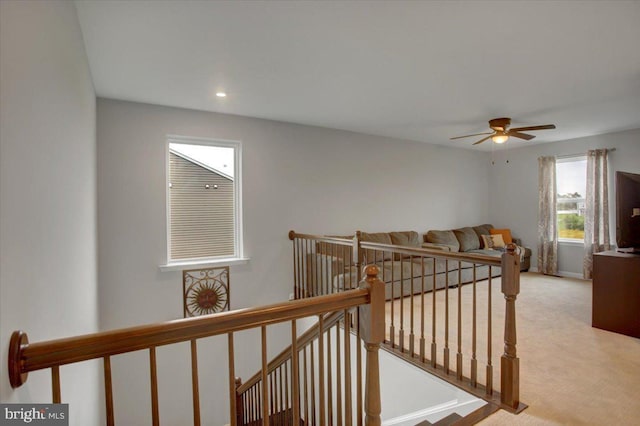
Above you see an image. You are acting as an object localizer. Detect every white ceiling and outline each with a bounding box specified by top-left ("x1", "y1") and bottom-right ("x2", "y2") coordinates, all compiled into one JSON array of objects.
[{"x1": 75, "y1": 0, "x2": 640, "y2": 150}]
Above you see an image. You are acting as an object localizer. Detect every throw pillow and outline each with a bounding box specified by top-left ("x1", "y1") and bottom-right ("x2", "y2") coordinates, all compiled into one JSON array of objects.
[
  {"x1": 481, "y1": 235, "x2": 495, "y2": 250},
  {"x1": 390, "y1": 231, "x2": 421, "y2": 260},
  {"x1": 425, "y1": 230, "x2": 460, "y2": 252},
  {"x1": 361, "y1": 232, "x2": 393, "y2": 263},
  {"x1": 490, "y1": 233, "x2": 506, "y2": 248},
  {"x1": 490, "y1": 228, "x2": 513, "y2": 244},
  {"x1": 453, "y1": 227, "x2": 481, "y2": 252},
  {"x1": 389, "y1": 231, "x2": 420, "y2": 247},
  {"x1": 473, "y1": 224, "x2": 493, "y2": 248}
]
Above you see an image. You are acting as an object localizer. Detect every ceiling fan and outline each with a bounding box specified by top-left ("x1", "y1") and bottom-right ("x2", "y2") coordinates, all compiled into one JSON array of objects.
[{"x1": 451, "y1": 117, "x2": 556, "y2": 145}]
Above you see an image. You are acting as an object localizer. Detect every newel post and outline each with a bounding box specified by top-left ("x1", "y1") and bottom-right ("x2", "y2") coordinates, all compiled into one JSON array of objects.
[
  {"x1": 9, "y1": 330, "x2": 29, "y2": 388},
  {"x1": 234, "y1": 378, "x2": 243, "y2": 426},
  {"x1": 359, "y1": 265, "x2": 384, "y2": 425},
  {"x1": 500, "y1": 244, "x2": 521, "y2": 410}
]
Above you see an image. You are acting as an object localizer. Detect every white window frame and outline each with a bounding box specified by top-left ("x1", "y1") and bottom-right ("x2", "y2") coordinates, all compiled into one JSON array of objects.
[
  {"x1": 160, "y1": 135, "x2": 247, "y2": 271},
  {"x1": 556, "y1": 155, "x2": 587, "y2": 245}
]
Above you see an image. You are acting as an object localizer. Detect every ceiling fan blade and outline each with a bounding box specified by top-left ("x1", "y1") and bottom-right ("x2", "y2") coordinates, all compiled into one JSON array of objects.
[
  {"x1": 450, "y1": 132, "x2": 493, "y2": 140},
  {"x1": 509, "y1": 131, "x2": 535, "y2": 140},
  {"x1": 510, "y1": 124, "x2": 556, "y2": 132},
  {"x1": 472, "y1": 135, "x2": 493, "y2": 145}
]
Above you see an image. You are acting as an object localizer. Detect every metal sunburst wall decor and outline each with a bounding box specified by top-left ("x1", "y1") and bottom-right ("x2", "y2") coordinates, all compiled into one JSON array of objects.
[{"x1": 183, "y1": 266, "x2": 230, "y2": 317}]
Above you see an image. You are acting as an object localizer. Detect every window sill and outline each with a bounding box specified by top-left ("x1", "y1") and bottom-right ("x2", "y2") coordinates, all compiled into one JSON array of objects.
[
  {"x1": 558, "y1": 239, "x2": 584, "y2": 246},
  {"x1": 159, "y1": 257, "x2": 250, "y2": 272}
]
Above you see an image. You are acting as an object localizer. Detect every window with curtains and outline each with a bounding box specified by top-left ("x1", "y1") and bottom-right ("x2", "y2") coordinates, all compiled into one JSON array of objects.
[
  {"x1": 556, "y1": 156, "x2": 587, "y2": 242},
  {"x1": 166, "y1": 136, "x2": 242, "y2": 263}
]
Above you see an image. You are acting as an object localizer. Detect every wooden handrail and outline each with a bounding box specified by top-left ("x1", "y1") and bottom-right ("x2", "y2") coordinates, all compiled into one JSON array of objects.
[
  {"x1": 288, "y1": 230, "x2": 353, "y2": 246},
  {"x1": 8, "y1": 288, "x2": 369, "y2": 388},
  {"x1": 359, "y1": 241, "x2": 503, "y2": 266},
  {"x1": 237, "y1": 310, "x2": 345, "y2": 394},
  {"x1": 289, "y1": 229, "x2": 504, "y2": 266}
]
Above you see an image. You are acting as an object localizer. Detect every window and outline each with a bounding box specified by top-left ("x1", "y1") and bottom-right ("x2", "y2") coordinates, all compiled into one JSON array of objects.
[
  {"x1": 556, "y1": 156, "x2": 587, "y2": 242},
  {"x1": 166, "y1": 136, "x2": 243, "y2": 265}
]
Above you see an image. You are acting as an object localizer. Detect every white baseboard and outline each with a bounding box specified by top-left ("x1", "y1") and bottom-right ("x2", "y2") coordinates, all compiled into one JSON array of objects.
[
  {"x1": 527, "y1": 266, "x2": 587, "y2": 280},
  {"x1": 382, "y1": 398, "x2": 484, "y2": 426},
  {"x1": 558, "y1": 271, "x2": 587, "y2": 279}
]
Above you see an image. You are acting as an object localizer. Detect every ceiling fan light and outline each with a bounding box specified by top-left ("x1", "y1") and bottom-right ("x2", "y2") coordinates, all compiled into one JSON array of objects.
[{"x1": 492, "y1": 134, "x2": 509, "y2": 144}]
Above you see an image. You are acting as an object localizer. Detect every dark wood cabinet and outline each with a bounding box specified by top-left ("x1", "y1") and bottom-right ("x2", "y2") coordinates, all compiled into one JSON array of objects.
[{"x1": 592, "y1": 251, "x2": 640, "y2": 338}]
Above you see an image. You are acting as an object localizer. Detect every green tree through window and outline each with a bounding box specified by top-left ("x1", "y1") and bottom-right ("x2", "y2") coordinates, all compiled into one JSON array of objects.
[{"x1": 556, "y1": 157, "x2": 587, "y2": 241}]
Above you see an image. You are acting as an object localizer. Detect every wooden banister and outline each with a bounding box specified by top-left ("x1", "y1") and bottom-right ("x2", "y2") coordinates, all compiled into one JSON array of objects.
[
  {"x1": 359, "y1": 240, "x2": 503, "y2": 266},
  {"x1": 359, "y1": 265, "x2": 384, "y2": 425},
  {"x1": 235, "y1": 264, "x2": 385, "y2": 425},
  {"x1": 289, "y1": 230, "x2": 353, "y2": 246},
  {"x1": 500, "y1": 243, "x2": 522, "y2": 410},
  {"x1": 234, "y1": 378, "x2": 243, "y2": 426},
  {"x1": 290, "y1": 229, "x2": 527, "y2": 415},
  {"x1": 8, "y1": 288, "x2": 369, "y2": 388},
  {"x1": 237, "y1": 310, "x2": 345, "y2": 394}
]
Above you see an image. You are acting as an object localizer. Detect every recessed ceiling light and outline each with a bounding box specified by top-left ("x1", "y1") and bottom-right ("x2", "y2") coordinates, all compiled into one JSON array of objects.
[{"x1": 216, "y1": 92, "x2": 227, "y2": 98}]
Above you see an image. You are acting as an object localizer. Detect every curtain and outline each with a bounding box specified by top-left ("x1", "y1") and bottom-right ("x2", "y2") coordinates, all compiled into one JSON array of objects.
[
  {"x1": 583, "y1": 149, "x2": 610, "y2": 279},
  {"x1": 538, "y1": 156, "x2": 558, "y2": 275}
]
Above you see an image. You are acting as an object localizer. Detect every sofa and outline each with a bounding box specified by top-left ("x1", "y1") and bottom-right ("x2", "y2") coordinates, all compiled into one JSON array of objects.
[
  {"x1": 423, "y1": 224, "x2": 531, "y2": 272},
  {"x1": 309, "y1": 225, "x2": 530, "y2": 300}
]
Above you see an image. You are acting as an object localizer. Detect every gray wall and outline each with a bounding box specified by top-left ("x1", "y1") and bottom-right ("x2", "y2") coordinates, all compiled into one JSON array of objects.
[
  {"x1": 0, "y1": 0, "x2": 100, "y2": 422},
  {"x1": 488, "y1": 128, "x2": 640, "y2": 277},
  {"x1": 96, "y1": 98, "x2": 491, "y2": 423}
]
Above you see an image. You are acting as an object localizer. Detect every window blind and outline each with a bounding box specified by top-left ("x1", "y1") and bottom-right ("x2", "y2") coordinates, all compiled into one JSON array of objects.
[{"x1": 170, "y1": 152, "x2": 235, "y2": 260}]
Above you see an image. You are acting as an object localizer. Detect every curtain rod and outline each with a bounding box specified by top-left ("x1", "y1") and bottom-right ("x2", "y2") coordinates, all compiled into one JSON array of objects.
[{"x1": 556, "y1": 148, "x2": 616, "y2": 160}]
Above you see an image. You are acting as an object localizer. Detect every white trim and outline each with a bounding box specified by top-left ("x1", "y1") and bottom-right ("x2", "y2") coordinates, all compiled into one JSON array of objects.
[
  {"x1": 558, "y1": 270, "x2": 587, "y2": 280},
  {"x1": 382, "y1": 399, "x2": 484, "y2": 425},
  {"x1": 165, "y1": 134, "x2": 244, "y2": 263},
  {"x1": 159, "y1": 257, "x2": 250, "y2": 272},
  {"x1": 234, "y1": 142, "x2": 244, "y2": 261},
  {"x1": 527, "y1": 266, "x2": 587, "y2": 280},
  {"x1": 166, "y1": 142, "x2": 172, "y2": 261},
  {"x1": 556, "y1": 154, "x2": 587, "y2": 163},
  {"x1": 167, "y1": 134, "x2": 240, "y2": 146},
  {"x1": 558, "y1": 239, "x2": 584, "y2": 246}
]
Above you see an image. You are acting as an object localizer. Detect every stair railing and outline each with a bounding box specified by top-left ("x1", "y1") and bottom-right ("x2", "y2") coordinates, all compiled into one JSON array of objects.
[
  {"x1": 289, "y1": 230, "x2": 525, "y2": 413},
  {"x1": 8, "y1": 266, "x2": 386, "y2": 425},
  {"x1": 237, "y1": 310, "x2": 352, "y2": 425}
]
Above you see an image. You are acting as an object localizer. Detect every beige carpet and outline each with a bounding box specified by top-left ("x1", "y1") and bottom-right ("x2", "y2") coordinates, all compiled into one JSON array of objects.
[{"x1": 385, "y1": 272, "x2": 640, "y2": 425}]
